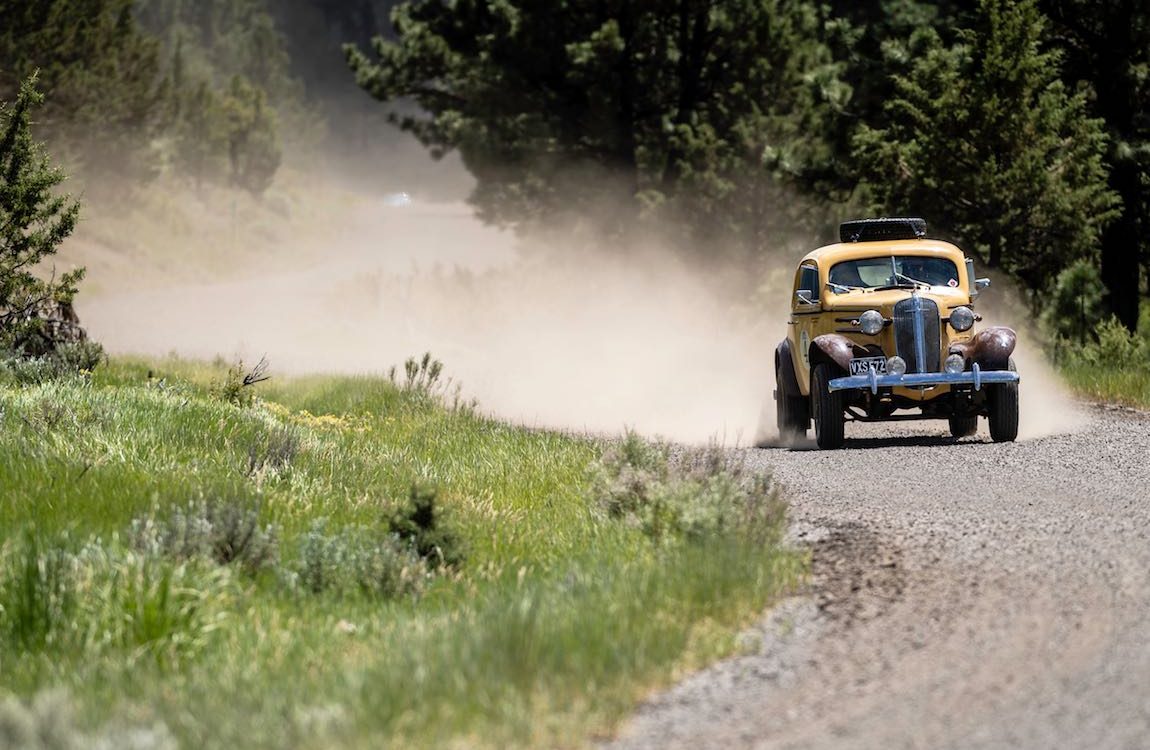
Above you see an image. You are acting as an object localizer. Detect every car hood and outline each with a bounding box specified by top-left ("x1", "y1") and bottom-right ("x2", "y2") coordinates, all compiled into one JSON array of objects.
[{"x1": 820, "y1": 287, "x2": 970, "y2": 313}]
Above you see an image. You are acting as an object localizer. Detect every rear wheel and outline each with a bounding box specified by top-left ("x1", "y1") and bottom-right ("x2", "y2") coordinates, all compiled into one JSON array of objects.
[
  {"x1": 776, "y1": 392, "x2": 807, "y2": 441},
  {"x1": 811, "y1": 363, "x2": 845, "y2": 449},
  {"x1": 776, "y1": 366, "x2": 807, "y2": 441},
  {"x1": 948, "y1": 415, "x2": 978, "y2": 438},
  {"x1": 988, "y1": 359, "x2": 1019, "y2": 443}
]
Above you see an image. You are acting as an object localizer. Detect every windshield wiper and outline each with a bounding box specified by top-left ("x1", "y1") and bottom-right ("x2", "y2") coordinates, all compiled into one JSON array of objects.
[
  {"x1": 872, "y1": 271, "x2": 930, "y2": 292},
  {"x1": 894, "y1": 271, "x2": 931, "y2": 287},
  {"x1": 826, "y1": 281, "x2": 865, "y2": 294}
]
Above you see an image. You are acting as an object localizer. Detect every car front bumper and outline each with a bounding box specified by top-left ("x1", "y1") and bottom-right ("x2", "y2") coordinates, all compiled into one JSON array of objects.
[{"x1": 828, "y1": 363, "x2": 1020, "y2": 394}]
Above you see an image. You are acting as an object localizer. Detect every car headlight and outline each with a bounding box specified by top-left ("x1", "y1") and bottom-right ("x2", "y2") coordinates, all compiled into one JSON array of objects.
[
  {"x1": 887, "y1": 356, "x2": 907, "y2": 376},
  {"x1": 859, "y1": 310, "x2": 885, "y2": 335},
  {"x1": 949, "y1": 306, "x2": 975, "y2": 332},
  {"x1": 944, "y1": 353, "x2": 965, "y2": 374}
]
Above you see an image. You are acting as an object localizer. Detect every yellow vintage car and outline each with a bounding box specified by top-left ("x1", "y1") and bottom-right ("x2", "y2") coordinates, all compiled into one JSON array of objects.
[{"x1": 775, "y1": 217, "x2": 1020, "y2": 449}]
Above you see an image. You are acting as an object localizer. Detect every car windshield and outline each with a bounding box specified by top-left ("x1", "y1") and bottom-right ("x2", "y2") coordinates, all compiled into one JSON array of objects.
[{"x1": 827, "y1": 256, "x2": 959, "y2": 293}]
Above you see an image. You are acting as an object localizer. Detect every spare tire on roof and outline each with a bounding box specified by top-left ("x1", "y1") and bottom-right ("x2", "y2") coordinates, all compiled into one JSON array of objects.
[{"x1": 839, "y1": 217, "x2": 927, "y2": 243}]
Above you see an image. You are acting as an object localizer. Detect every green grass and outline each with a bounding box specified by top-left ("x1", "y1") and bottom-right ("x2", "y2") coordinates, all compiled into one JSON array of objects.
[
  {"x1": 1056, "y1": 311, "x2": 1150, "y2": 409},
  {"x1": 0, "y1": 356, "x2": 803, "y2": 749},
  {"x1": 1059, "y1": 362, "x2": 1150, "y2": 408}
]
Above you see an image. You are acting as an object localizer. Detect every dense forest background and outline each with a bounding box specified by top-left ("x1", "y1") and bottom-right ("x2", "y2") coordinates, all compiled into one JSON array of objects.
[{"x1": 1, "y1": 0, "x2": 1146, "y2": 336}]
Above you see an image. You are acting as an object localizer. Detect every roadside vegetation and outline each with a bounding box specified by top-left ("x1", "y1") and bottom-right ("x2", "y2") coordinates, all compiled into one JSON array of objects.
[
  {"x1": 0, "y1": 355, "x2": 803, "y2": 748},
  {"x1": 1054, "y1": 303, "x2": 1150, "y2": 409}
]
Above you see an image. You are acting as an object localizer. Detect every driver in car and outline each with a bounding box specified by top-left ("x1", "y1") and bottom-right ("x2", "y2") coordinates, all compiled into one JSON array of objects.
[
  {"x1": 900, "y1": 257, "x2": 938, "y2": 286},
  {"x1": 829, "y1": 262, "x2": 866, "y2": 292}
]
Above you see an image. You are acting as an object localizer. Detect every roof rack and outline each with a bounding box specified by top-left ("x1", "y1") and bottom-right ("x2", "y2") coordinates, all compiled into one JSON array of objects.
[{"x1": 839, "y1": 217, "x2": 927, "y2": 243}]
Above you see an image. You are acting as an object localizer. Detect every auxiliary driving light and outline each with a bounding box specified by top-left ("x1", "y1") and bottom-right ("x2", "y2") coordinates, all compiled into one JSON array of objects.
[
  {"x1": 859, "y1": 309, "x2": 885, "y2": 335},
  {"x1": 887, "y1": 356, "x2": 907, "y2": 376},
  {"x1": 944, "y1": 353, "x2": 965, "y2": 374},
  {"x1": 949, "y1": 306, "x2": 975, "y2": 332}
]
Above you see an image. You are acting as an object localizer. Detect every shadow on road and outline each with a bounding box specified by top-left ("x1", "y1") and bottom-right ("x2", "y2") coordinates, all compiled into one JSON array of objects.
[{"x1": 757, "y1": 434, "x2": 987, "y2": 451}]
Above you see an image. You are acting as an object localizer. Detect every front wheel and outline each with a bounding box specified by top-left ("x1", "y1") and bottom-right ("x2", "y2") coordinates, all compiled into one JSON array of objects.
[
  {"x1": 988, "y1": 383, "x2": 1018, "y2": 442},
  {"x1": 988, "y1": 360, "x2": 1019, "y2": 443},
  {"x1": 811, "y1": 363, "x2": 845, "y2": 449}
]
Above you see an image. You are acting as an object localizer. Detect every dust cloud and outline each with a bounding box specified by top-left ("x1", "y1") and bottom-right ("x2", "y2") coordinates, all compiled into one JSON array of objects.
[
  {"x1": 75, "y1": 185, "x2": 785, "y2": 446},
  {"x1": 68, "y1": 165, "x2": 1084, "y2": 447},
  {"x1": 977, "y1": 276, "x2": 1089, "y2": 440}
]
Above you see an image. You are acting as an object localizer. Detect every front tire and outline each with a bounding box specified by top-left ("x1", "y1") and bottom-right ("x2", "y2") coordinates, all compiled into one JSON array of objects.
[
  {"x1": 988, "y1": 359, "x2": 1019, "y2": 443},
  {"x1": 811, "y1": 363, "x2": 845, "y2": 449}
]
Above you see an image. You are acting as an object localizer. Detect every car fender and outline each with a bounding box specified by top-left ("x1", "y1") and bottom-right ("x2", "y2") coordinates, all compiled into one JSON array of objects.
[
  {"x1": 810, "y1": 333, "x2": 870, "y2": 375},
  {"x1": 948, "y1": 326, "x2": 1016, "y2": 371}
]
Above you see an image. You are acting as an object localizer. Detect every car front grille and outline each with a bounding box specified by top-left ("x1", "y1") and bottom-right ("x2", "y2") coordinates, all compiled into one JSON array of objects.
[{"x1": 893, "y1": 296, "x2": 941, "y2": 374}]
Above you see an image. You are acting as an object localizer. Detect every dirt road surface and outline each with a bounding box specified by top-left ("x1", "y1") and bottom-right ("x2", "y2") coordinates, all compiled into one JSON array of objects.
[{"x1": 612, "y1": 407, "x2": 1150, "y2": 749}]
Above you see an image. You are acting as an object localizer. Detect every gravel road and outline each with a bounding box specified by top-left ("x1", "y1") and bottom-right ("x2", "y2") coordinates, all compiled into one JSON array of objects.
[{"x1": 612, "y1": 404, "x2": 1150, "y2": 750}]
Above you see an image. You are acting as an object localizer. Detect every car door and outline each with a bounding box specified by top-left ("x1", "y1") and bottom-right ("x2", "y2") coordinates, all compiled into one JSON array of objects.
[{"x1": 790, "y1": 261, "x2": 821, "y2": 395}]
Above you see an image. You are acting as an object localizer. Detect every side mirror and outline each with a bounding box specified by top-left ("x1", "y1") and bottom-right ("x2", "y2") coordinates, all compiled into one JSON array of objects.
[
  {"x1": 966, "y1": 258, "x2": 990, "y2": 299},
  {"x1": 795, "y1": 289, "x2": 814, "y2": 305}
]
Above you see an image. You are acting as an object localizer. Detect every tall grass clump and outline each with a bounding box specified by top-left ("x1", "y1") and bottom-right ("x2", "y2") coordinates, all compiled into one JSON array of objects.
[
  {"x1": 0, "y1": 533, "x2": 228, "y2": 668},
  {"x1": 387, "y1": 352, "x2": 472, "y2": 411},
  {"x1": 1058, "y1": 314, "x2": 1150, "y2": 407},
  {"x1": 0, "y1": 533, "x2": 77, "y2": 651}
]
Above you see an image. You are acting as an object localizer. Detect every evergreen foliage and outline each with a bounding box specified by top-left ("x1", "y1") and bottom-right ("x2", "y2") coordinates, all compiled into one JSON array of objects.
[
  {"x1": 0, "y1": 76, "x2": 83, "y2": 350},
  {"x1": 136, "y1": 0, "x2": 300, "y2": 104},
  {"x1": 140, "y1": 0, "x2": 291, "y2": 195},
  {"x1": 1041, "y1": 0, "x2": 1150, "y2": 329},
  {"x1": 220, "y1": 76, "x2": 283, "y2": 195},
  {"x1": 0, "y1": 0, "x2": 162, "y2": 188},
  {"x1": 347, "y1": 0, "x2": 850, "y2": 257},
  {"x1": 1042, "y1": 259, "x2": 1106, "y2": 344},
  {"x1": 852, "y1": 0, "x2": 1118, "y2": 294},
  {"x1": 0, "y1": 0, "x2": 290, "y2": 196},
  {"x1": 1, "y1": 0, "x2": 1148, "y2": 322},
  {"x1": 820, "y1": 0, "x2": 971, "y2": 196}
]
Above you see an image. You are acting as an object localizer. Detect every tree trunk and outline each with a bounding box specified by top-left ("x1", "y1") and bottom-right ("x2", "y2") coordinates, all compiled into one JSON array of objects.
[
  {"x1": 988, "y1": 235, "x2": 1002, "y2": 269},
  {"x1": 1100, "y1": 160, "x2": 1141, "y2": 331},
  {"x1": 616, "y1": 1, "x2": 639, "y2": 187}
]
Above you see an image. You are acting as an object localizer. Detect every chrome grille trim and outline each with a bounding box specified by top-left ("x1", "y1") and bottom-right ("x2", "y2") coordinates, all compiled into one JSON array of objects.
[{"x1": 893, "y1": 296, "x2": 941, "y2": 374}]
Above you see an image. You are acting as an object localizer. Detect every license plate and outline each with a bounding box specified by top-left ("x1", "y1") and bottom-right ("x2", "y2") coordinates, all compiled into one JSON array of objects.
[{"x1": 849, "y1": 356, "x2": 887, "y2": 376}]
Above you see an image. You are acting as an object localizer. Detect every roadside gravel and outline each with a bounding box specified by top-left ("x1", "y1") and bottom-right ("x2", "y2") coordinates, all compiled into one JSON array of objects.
[{"x1": 611, "y1": 405, "x2": 1150, "y2": 750}]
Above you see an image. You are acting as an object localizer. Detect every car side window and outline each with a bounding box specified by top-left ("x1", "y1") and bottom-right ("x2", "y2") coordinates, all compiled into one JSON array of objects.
[{"x1": 800, "y1": 264, "x2": 819, "y2": 302}]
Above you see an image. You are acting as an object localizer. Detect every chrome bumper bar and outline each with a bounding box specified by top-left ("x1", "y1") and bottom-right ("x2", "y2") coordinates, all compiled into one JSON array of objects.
[{"x1": 828, "y1": 363, "x2": 1020, "y2": 394}]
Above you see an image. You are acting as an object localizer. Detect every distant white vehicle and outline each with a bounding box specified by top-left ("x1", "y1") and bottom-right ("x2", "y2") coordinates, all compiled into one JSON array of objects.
[{"x1": 382, "y1": 191, "x2": 413, "y2": 208}]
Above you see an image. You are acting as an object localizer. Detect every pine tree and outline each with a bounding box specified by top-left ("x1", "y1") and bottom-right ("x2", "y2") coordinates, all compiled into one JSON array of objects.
[
  {"x1": 1041, "y1": 0, "x2": 1149, "y2": 329},
  {"x1": 0, "y1": 0, "x2": 162, "y2": 190},
  {"x1": 0, "y1": 75, "x2": 84, "y2": 349},
  {"x1": 347, "y1": 0, "x2": 849, "y2": 259},
  {"x1": 852, "y1": 0, "x2": 1117, "y2": 294},
  {"x1": 137, "y1": 0, "x2": 293, "y2": 193},
  {"x1": 220, "y1": 75, "x2": 282, "y2": 196}
]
